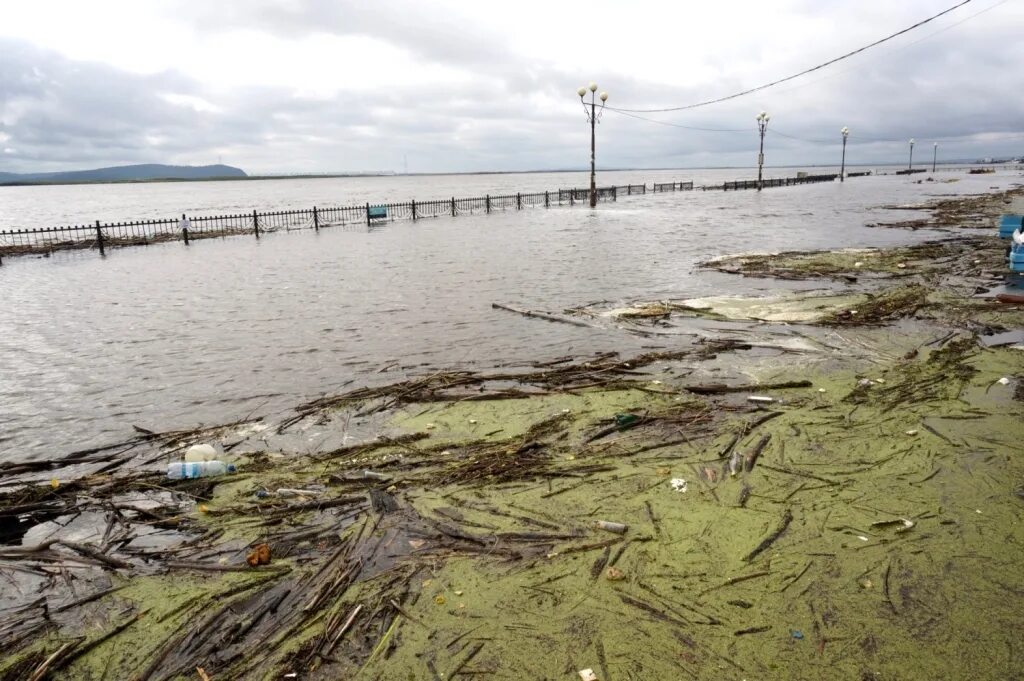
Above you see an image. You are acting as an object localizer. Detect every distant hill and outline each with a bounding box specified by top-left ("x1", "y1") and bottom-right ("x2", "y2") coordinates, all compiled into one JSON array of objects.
[{"x1": 0, "y1": 164, "x2": 247, "y2": 185}]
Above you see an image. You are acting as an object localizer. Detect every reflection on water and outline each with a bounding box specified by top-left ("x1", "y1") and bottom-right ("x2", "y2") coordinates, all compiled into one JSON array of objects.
[{"x1": 0, "y1": 169, "x2": 1016, "y2": 460}]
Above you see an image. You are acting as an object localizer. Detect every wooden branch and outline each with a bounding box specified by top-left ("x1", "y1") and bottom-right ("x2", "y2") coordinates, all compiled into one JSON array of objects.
[{"x1": 491, "y1": 303, "x2": 593, "y2": 328}]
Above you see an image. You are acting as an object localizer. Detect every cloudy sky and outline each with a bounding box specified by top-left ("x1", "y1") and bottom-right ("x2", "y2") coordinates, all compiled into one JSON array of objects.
[{"x1": 1, "y1": 0, "x2": 1022, "y2": 174}]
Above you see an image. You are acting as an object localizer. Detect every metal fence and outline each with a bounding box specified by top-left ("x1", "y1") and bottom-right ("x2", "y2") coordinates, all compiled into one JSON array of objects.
[
  {"x1": 653, "y1": 181, "x2": 694, "y2": 192},
  {"x1": 709, "y1": 174, "x2": 839, "y2": 191},
  {"x1": 0, "y1": 173, "x2": 845, "y2": 262}
]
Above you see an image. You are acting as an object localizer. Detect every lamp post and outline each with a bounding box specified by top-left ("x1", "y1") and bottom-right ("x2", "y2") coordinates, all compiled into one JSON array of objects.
[
  {"x1": 756, "y1": 111, "x2": 770, "y2": 191},
  {"x1": 840, "y1": 126, "x2": 849, "y2": 182},
  {"x1": 578, "y1": 82, "x2": 608, "y2": 208},
  {"x1": 932, "y1": 142, "x2": 938, "y2": 172},
  {"x1": 908, "y1": 138, "x2": 915, "y2": 170}
]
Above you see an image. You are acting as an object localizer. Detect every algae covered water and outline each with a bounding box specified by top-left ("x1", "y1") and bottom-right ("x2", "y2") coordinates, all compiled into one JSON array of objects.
[{"x1": 0, "y1": 168, "x2": 1019, "y2": 461}]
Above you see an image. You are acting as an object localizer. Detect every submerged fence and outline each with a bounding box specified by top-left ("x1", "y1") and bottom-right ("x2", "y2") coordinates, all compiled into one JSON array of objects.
[
  {"x1": 0, "y1": 173, "x2": 840, "y2": 262},
  {"x1": 711, "y1": 174, "x2": 839, "y2": 191}
]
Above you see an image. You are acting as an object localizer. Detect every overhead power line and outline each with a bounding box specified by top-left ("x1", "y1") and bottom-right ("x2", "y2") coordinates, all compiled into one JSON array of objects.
[
  {"x1": 764, "y1": 0, "x2": 1010, "y2": 98},
  {"x1": 612, "y1": 109, "x2": 749, "y2": 132},
  {"x1": 608, "y1": 0, "x2": 974, "y2": 114}
]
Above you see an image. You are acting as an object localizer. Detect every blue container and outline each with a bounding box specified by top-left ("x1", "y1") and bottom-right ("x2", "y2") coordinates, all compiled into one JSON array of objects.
[
  {"x1": 1011, "y1": 248, "x2": 1024, "y2": 268},
  {"x1": 999, "y1": 214, "x2": 1023, "y2": 238}
]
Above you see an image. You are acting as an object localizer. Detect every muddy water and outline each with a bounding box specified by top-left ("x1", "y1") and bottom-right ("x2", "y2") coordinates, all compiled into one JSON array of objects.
[{"x1": 0, "y1": 168, "x2": 1019, "y2": 460}]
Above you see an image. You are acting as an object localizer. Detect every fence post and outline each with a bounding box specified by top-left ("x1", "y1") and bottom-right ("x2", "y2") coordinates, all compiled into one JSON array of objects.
[
  {"x1": 451, "y1": 197, "x2": 456, "y2": 217},
  {"x1": 516, "y1": 193, "x2": 521, "y2": 210},
  {"x1": 313, "y1": 206, "x2": 319, "y2": 231},
  {"x1": 412, "y1": 199, "x2": 417, "y2": 221},
  {"x1": 182, "y1": 213, "x2": 190, "y2": 245},
  {"x1": 95, "y1": 220, "x2": 105, "y2": 255},
  {"x1": 486, "y1": 195, "x2": 490, "y2": 214},
  {"x1": 612, "y1": 186, "x2": 617, "y2": 201},
  {"x1": 545, "y1": 191, "x2": 549, "y2": 208},
  {"x1": 253, "y1": 209, "x2": 260, "y2": 239},
  {"x1": 366, "y1": 203, "x2": 371, "y2": 227},
  {"x1": 570, "y1": 191, "x2": 574, "y2": 206}
]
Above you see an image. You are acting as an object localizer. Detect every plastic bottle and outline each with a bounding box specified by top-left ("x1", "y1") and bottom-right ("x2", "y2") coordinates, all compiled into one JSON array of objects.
[
  {"x1": 184, "y1": 444, "x2": 218, "y2": 462},
  {"x1": 167, "y1": 461, "x2": 237, "y2": 479},
  {"x1": 594, "y1": 520, "x2": 628, "y2": 534}
]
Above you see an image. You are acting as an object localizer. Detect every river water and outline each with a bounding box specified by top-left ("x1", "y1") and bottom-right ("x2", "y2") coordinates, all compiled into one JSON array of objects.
[{"x1": 0, "y1": 166, "x2": 1018, "y2": 461}]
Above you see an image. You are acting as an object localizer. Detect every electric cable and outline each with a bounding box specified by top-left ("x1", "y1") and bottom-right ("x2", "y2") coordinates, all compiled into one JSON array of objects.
[{"x1": 607, "y1": 0, "x2": 974, "y2": 113}]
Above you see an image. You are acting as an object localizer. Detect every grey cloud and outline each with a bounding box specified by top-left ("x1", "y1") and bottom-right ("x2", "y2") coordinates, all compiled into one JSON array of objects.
[
  {"x1": 3, "y1": 0, "x2": 1024, "y2": 177},
  {"x1": 175, "y1": 0, "x2": 517, "y2": 73}
]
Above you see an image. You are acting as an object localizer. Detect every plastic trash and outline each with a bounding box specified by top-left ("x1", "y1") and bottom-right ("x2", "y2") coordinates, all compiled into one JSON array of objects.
[
  {"x1": 615, "y1": 413, "x2": 640, "y2": 427},
  {"x1": 578, "y1": 670, "x2": 598, "y2": 681},
  {"x1": 729, "y1": 450, "x2": 742, "y2": 476},
  {"x1": 363, "y1": 470, "x2": 391, "y2": 481},
  {"x1": 277, "y1": 488, "x2": 321, "y2": 497},
  {"x1": 747, "y1": 395, "x2": 774, "y2": 404},
  {"x1": 594, "y1": 520, "x2": 628, "y2": 534},
  {"x1": 670, "y1": 478, "x2": 688, "y2": 492},
  {"x1": 167, "y1": 461, "x2": 236, "y2": 479},
  {"x1": 184, "y1": 444, "x2": 218, "y2": 462},
  {"x1": 246, "y1": 543, "x2": 271, "y2": 567}
]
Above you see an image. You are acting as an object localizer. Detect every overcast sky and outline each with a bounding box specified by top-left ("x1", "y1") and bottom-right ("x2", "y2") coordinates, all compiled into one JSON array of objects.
[{"x1": 1, "y1": 0, "x2": 1023, "y2": 174}]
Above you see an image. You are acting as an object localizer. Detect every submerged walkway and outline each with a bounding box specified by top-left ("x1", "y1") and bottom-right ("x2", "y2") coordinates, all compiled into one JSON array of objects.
[{"x1": 0, "y1": 173, "x2": 840, "y2": 262}]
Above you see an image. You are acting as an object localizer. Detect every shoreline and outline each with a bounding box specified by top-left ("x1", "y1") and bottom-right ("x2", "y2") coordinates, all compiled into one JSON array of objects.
[
  {"x1": 3, "y1": 163, "x2": 1018, "y2": 189},
  {"x1": 1, "y1": 184, "x2": 1023, "y2": 679}
]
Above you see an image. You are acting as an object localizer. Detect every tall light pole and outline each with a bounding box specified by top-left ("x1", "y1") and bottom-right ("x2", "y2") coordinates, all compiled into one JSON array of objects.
[
  {"x1": 932, "y1": 142, "x2": 938, "y2": 172},
  {"x1": 840, "y1": 126, "x2": 849, "y2": 182},
  {"x1": 756, "y1": 111, "x2": 770, "y2": 191},
  {"x1": 578, "y1": 82, "x2": 608, "y2": 208},
  {"x1": 908, "y1": 138, "x2": 915, "y2": 170}
]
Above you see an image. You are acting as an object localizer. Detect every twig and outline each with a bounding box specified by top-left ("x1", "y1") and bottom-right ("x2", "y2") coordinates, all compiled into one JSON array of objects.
[
  {"x1": 683, "y1": 380, "x2": 811, "y2": 395},
  {"x1": 28, "y1": 639, "x2": 81, "y2": 681},
  {"x1": 734, "y1": 625, "x2": 771, "y2": 636},
  {"x1": 884, "y1": 561, "x2": 898, "y2": 614},
  {"x1": 389, "y1": 599, "x2": 429, "y2": 629},
  {"x1": 449, "y1": 641, "x2": 485, "y2": 676},
  {"x1": 56, "y1": 540, "x2": 133, "y2": 570},
  {"x1": 744, "y1": 509, "x2": 794, "y2": 563},
  {"x1": 701, "y1": 570, "x2": 771, "y2": 595},
  {"x1": 744, "y1": 434, "x2": 771, "y2": 472},
  {"x1": 491, "y1": 302, "x2": 593, "y2": 328}
]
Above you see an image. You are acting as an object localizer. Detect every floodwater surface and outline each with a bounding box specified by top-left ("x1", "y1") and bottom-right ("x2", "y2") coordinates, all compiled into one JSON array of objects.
[{"x1": 0, "y1": 167, "x2": 1018, "y2": 460}]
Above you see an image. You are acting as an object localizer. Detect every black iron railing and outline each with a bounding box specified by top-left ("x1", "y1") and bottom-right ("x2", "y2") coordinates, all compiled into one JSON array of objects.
[{"x1": 0, "y1": 173, "x2": 852, "y2": 262}]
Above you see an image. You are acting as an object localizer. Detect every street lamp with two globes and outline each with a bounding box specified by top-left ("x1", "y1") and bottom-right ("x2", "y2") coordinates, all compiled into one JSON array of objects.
[{"x1": 578, "y1": 82, "x2": 608, "y2": 207}]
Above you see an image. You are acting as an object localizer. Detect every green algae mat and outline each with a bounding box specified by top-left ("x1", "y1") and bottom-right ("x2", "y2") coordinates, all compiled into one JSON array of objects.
[{"x1": 1, "y1": 188, "x2": 1023, "y2": 681}]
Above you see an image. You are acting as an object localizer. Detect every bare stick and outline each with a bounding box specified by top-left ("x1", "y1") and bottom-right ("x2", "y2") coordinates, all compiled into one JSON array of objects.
[{"x1": 744, "y1": 509, "x2": 794, "y2": 562}]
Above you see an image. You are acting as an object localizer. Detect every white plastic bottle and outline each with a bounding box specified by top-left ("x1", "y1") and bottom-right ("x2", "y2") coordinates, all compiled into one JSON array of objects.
[
  {"x1": 184, "y1": 444, "x2": 218, "y2": 462},
  {"x1": 167, "y1": 461, "x2": 237, "y2": 479}
]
